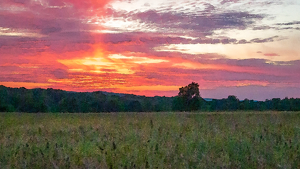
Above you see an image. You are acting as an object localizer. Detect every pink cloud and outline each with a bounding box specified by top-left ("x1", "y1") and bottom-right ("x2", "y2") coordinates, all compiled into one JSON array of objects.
[{"x1": 264, "y1": 53, "x2": 280, "y2": 57}]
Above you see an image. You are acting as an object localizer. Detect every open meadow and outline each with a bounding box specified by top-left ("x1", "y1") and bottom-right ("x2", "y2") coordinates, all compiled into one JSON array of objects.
[{"x1": 1, "y1": 112, "x2": 300, "y2": 168}]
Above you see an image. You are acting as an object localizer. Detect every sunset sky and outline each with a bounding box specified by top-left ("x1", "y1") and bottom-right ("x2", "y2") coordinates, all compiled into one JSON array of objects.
[{"x1": 1, "y1": 0, "x2": 300, "y2": 100}]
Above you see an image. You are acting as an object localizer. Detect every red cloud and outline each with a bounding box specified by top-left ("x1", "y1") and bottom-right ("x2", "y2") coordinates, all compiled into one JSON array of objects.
[{"x1": 65, "y1": 0, "x2": 113, "y2": 9}]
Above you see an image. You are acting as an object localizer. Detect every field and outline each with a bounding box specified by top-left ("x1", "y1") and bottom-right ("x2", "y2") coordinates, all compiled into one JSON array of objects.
[{"x1": 1, "y1": 112, "x2": 300, "y2": 168}]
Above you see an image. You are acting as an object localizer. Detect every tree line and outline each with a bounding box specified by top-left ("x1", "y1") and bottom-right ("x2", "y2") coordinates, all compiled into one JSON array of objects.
[{"x1": 0, "y1": 83, "x2": 299, "y2": 113}]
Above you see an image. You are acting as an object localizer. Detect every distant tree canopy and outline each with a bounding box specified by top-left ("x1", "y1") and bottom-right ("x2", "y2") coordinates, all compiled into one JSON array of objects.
[{"x1": 0, "y1": 84, "x2": 299, "y2": 112}]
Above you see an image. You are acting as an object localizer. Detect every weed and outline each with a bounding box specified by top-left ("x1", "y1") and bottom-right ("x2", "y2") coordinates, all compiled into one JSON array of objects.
[{"x1": 0, "y1": 112, "x2": 300, "y2": 168}]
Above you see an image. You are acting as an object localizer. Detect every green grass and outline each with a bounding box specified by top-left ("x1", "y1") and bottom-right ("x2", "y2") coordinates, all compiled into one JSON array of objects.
[{"x1": 1, "y1": 112, "x2": 300, "y2": 168}]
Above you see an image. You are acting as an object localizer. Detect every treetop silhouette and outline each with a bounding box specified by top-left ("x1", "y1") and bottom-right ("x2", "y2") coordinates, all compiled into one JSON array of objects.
[{"x1": 178, "y1": 82, "x2": 200, "y2": 100}]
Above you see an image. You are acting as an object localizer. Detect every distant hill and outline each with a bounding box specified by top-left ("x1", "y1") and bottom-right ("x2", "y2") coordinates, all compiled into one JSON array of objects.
[{"x1": 0, "y1": 85, "x2": 174, "y2": 112}]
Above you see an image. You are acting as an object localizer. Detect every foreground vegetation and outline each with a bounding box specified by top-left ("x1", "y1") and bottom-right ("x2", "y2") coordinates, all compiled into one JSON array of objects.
[{"x1": 1, "y1": 112, "x2": 300, "y2": 168}]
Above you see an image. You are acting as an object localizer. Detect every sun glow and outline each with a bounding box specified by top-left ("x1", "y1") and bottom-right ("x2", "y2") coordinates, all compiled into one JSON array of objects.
[{"x1": 57, "y1": 48, "x2": 135, "y2": 75}]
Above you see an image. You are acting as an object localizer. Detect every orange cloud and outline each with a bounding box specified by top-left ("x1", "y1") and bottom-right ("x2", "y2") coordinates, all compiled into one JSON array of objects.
[
  {"x1": 1, "y1": 38, "x2": 295, "y2": 97},
  {"x1": 36, "y1": 42, "x2": 268, "y2": 95}
]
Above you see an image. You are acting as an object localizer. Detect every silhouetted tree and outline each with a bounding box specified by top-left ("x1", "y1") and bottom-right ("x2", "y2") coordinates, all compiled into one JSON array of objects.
[
  {"x1": 226, "y1": 95, "x2": 239, "y2": 111},
  {"x1": 279, "y1": 97, "x2": 291, "y2": 111},
  {"x1": 178, "y1": 82, "x2": 200, "y2": 99},
  {"x1": 240, "y1": 99, "x2": 250, "y2": 110},
  {"x1": 172, "y1": 96, "x2": 185, "y2": 111},
  {"x1": 173, "y1": 82, "x2": 201, "y2": 111},
  {"x1": 127, "y1": 100, "x2": 142, "y2": 112},
  {"x1": 106, "y1": 99, "x2": 121, "y2": 112},
  {"x1": 271, "y1": 98, "x2": 281, "y2": 110},
  {"x1": 141, "y1": 97, "x2": 153, "y2": 112}
]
